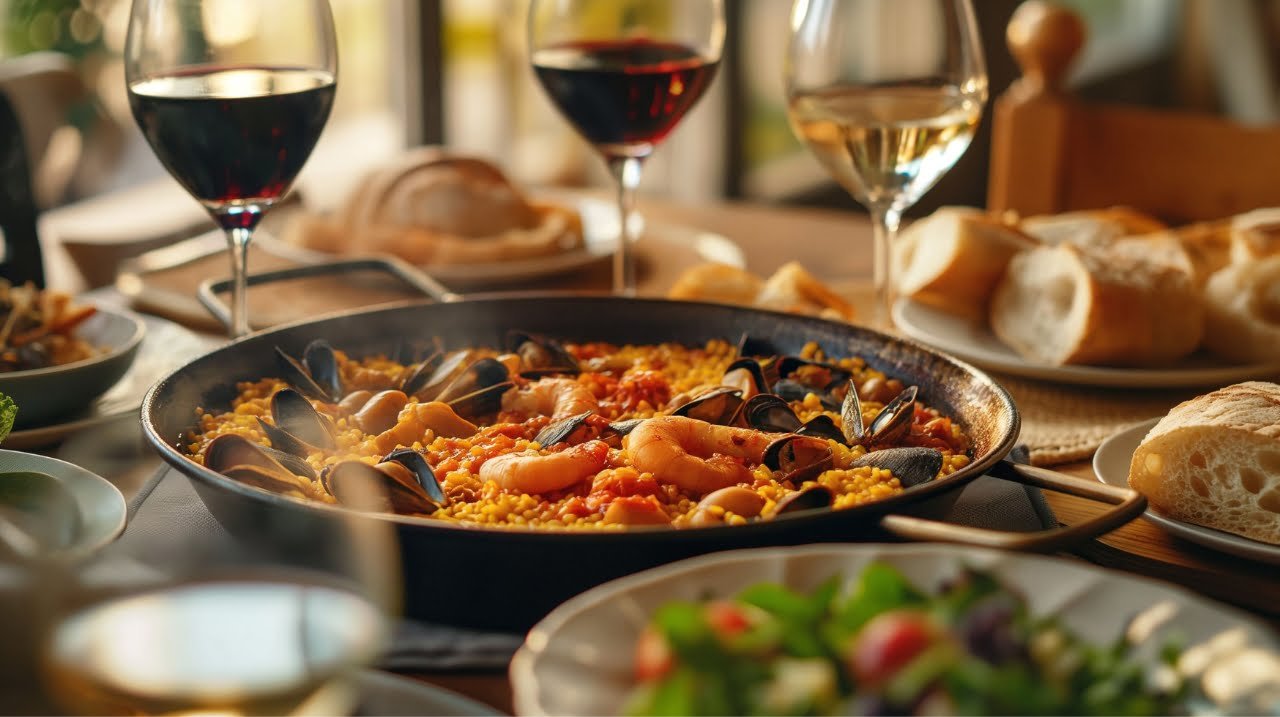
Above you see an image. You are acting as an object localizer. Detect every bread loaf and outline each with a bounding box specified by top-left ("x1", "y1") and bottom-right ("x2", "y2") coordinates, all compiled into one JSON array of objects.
[
  {"x1": 1229, "y1": 207, "x2": 1280, "y2": 264},
  {"x1": 894, "y1": 207, "x2": 1037, "y2": 319},
  {"x1": 1203, "y1": 255, "x2": 1280, "y2": 363},
  {"x1": 1129, "y1": 382, "x2": 1280, "y2": 545},
  {"x1": 1018, "y1": 206, "x2": 1166, "y2": 246},
  {"x1": 989, "y1": 243, "x2": 1203, "y2": 366},
  {"x1": 755, "y1": 262, "x2": 856, "y2": 321},
  {"x1": 667, "y1": 263, "x2": 764, "y2": 305}
]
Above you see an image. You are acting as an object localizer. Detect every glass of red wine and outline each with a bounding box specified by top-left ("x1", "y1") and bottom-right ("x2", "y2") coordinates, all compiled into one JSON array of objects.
[
  {"x1": 530, "y1": 0, "x2": 725, "y2": 296},
  {"x1": 125, "y1": 0, "x2": 338, "y2": 338}
]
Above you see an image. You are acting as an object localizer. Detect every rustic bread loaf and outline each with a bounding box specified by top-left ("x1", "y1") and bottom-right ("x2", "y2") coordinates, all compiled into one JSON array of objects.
[
  {"x1": 667, "y1": 263, "x2": 764, "y2": 305},
  {"x1": 894, "y1": 207, "x2": 1037, "y2": 319},
  {"x1": 1229, "y1": 207, "x2": 1280, "y2": 263},
  {"x1": 1018, "y1": 206, "x2": 1166, "y2": 246},
  {"x1": 1129, "y1": 382, "x2": 1280, "y2": 545},
  {"x1": 1203, "y1": 255, "x2": 1280, "y2": 363},
  {"x1": 989, "y1": 243, "x2": 1203, "y2": 366}
]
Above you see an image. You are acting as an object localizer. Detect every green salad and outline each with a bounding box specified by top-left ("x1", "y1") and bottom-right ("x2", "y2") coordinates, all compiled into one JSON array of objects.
[{"x1": 624, "y1": 562, "x2": 1188, "y2": 716}]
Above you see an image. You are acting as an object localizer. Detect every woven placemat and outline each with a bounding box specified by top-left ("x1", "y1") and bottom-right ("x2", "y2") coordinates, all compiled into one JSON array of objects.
[{"x1": 995, "y1": 374, "x2": 1198, "y2": 466}]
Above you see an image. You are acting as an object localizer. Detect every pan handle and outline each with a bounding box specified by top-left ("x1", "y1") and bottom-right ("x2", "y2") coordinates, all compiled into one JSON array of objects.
[
  {"x1": 878, "y1": 460, "x2": 1146, "y2": 552},
  {"x1": 197, "y1": 255, "x2": 462, "y2": 333}
]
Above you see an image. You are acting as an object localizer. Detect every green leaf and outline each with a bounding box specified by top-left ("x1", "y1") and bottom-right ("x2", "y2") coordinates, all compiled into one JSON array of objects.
[
  {"x1": 836, "y1": 562, "x2": 925, "y2": 632},
  {"x1": 0, "y1": 393, "x2": 16, "y2": 445}
]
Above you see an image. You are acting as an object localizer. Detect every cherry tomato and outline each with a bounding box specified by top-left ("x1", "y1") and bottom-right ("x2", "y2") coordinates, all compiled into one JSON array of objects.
[
  {"x1": 847, "y1": 610, "x2": 941, "y2": 686},
  {"x1": 704, "y1": 600, "x2": 754, "y2": 638},
  {"x1": 633, "y1": 625, "x2": 674, "y2": 682}
]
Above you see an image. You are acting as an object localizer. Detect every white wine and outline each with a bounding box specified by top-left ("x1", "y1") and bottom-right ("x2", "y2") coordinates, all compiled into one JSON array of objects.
[
  {"x1": 44, "y1": 580, "x2": 385, "y2": 716},
  {"x1": 788, "y1": 86, "x2": 981, "y2": 210}
]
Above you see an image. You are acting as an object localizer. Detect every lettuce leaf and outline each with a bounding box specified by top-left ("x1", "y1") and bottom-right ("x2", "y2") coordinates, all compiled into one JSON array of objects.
[{"x1": 0, "y1": 393, "x2": 16, "y2": 445}]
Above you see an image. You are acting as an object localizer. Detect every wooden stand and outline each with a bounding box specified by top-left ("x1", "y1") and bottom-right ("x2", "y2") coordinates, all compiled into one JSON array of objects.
[{"x1": 988, "y1": 1, "x2": 1280, "y2": 223}]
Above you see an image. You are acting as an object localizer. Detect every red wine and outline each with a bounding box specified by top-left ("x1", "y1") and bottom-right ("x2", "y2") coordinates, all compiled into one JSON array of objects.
[
  {"x1": 533, "y1": 39, "x2": 718, "y2": 158},
  {"x1": 129, "y1": 67, "x2": 335, "y2": 222}
]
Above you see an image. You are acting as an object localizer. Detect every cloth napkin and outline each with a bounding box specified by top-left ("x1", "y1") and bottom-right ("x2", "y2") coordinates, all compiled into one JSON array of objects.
[{"x1": 94, "y1": 446, "x2": 1051, "y2": 673}]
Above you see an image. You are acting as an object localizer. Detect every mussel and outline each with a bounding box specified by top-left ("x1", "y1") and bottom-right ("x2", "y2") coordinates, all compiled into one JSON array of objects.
[
  {"x1": 321, "y1": 458, "x2": 442, "y2": 515},
  {"x1": 275, "y1": 340, "x2": 344, "y2": 402},
  {"x1": 863, "y1": 385, "x2": 918, "y2": 449},
  {"x1": 381, "y1": 447, "x2": 448, "y2": 505},
  {"x1": 535, "y1": 411, "x2": 593, "y2": 447},
  {"x1": 507, "y1": 330, "x2": 579, "y2": 377},
  {"x1": 257, "y1": 388, "x2": 336, "y2": 458},
  {"x1": 204, "y1": 433, "x2": 317, "y2": 481},
  {"x1": 398, "y1": 349, "x2": 446, "y2": 397},
  {"x1": 671, "y1": 387, "x2": 744, "y2": 426},
  {"x1": 851, "y1": 447, "x2": 943, "y2": 488},
  {"x1": 741, "y1": 394, "x2": 802, "y2": 433},
  {"x1": 762, "y1": 435, "x2": 834, "y2": 484},
  {"x1": 722, "y1": 358, "x2": 770, "y2": 399},
  {"x1": 405, "y1": 349, "x2": 472, "y2": 402}
]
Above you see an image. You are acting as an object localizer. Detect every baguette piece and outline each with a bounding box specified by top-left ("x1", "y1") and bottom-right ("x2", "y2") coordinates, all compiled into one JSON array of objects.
[
  {"x1": 894, "y1": 207, "x2": 1037, "y2": 320},
  {"x1": 1129, "y1": 382, "x2": 1280, "y2": 545},
  {"x1": 1229, "y1": 207, "x2": 1280, "y2": 263},
  {"x1": 667, "y1": 263, "x2": 764, "y2": 305},
  {"x1": 1018, "y1": 206, "x2": 1167, "y2": 246},
  {"x1": 755, "y1": 262, "x2": 856, "y2": 321},
  {"x1": 989, "y1": 243, "x2": 1203, "y2": 366},
  {"x1": 1203, "y1": 255, "x2": 1280, "y2": 363}
]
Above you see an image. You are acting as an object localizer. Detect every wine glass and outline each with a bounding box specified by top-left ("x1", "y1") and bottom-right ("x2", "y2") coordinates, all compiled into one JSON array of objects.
[
  {"x1": 786, "y1": 0, "x2": 987, "y2": 328},
  {"x1": 125, "y1": 0, "x2": 338, "y2": 338},
  {"x1": 529, "y1": 0, "x2": 725, "y2": 296}
]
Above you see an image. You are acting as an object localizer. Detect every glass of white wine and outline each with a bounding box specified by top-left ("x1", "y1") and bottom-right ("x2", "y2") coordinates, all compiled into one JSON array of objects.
[{"x1": 786, "y1": 0, "x2": 987, "y2": 329}]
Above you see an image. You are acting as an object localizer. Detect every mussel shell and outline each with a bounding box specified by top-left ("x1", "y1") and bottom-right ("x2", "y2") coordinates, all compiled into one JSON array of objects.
[
  {"x1": 302, "y1": 339, "x2": 343, "y2": 402},
  {"x1": 735, "y1": 333, "x2": 777, "y2": 360},
  {"x1": 507, "y1": 330, "x2": 579, "y2": 373},
  {"x1": 741, "y1": 394, "x2": 802, "y2": 433},
  {"x1": 257, "y1": 418, "x2": 314, "y2": 459},
  {"x1": 274, "y1": 346, "x2": 332, "y2": 402},
  {"x1": 762, "y1": 435, "x2": 834, "y2": 484},
  {"x1": 205, "y1": 434, "x2": 316, "y2": 481},
  {"x1": 534, "y1": 411, "x2": 593, "y2": 447},
  {"x1": 671, "y1": 387, "x2": 744, "y2": 426},
  {"x1": 447, "y1": 381, "x2": 515, "y2": 419},
  {"x1": 774, "y1": 356, "x2": 852, "y2": 391},
  {"x1": 399, "y1": 349, "x2": 445, "y2": 397},
  {"x1": 380, "y1": 447, "x2": 448, "y2": 505},
  {"x1": 607, "y1": 418, "x2": 645, "y2": 436},
  {"x1": 722, "y1": 357, "x2": 770, "y2": 398},
  {"x1": 796, "y1": 414, "x2": 847, "y2": 444},
  {"x1": 851, "y1": 447, "x2": 943, "y2": 488},
  {"x1": 435, "y1": 358, "x2": 511, "y2": 404},
  {"x1": 393, "y1": 336, "x2": 443, "y2": 365},
  {"x1": 222, "y1": 464, "x2": 308, "y2": 496},
  {"x1": 866, "y1": 385, "x2": 919, "y2": 448},
  {"x1": 270, "y1": 389, "x2": 335, "y2": 450},
  {"x1": 841, "y1": 380, "x2": 865, "y2": 444},
  {"x1": 322, "y1": 460, "x2": 438, "y2": 515},
  {"x1": 771, "y1": 485, "x2": 834, "y2": 516},
  {"x1": 773, "y1": 379, "x2": 842, "y2": 412},
  {"x1": 409, "y1": 349, "x2": 472, "y2": 401}
]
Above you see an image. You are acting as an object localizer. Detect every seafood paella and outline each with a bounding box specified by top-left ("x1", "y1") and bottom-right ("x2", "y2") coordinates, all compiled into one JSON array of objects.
[{"x1": 183, "y1": 333, "x2": 971, "y2": 530}]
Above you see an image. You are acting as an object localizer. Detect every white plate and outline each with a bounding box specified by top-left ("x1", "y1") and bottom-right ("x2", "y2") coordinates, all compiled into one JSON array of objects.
[
  {"x1": 2, "y1": 313, "x2": 218, "y2": 450},
  {"x1": 511, "y1": 543, "x2": 1280, "y2": 716},
  {"x1": 1094, "y1": 419, "x2": 1280, "y2": 565},
  {"x1": 0, "y1": 449, "x2": 125, "y2": 559},
  {"x1": 265, "y1": 196, "x2": 746, "y2": 287},
  {"x1": 892, "y1": 299, "x2": 1280, "y2": 388}
]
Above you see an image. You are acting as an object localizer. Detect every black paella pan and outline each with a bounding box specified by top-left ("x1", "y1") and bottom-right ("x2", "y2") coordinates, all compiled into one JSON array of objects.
[{"x1": 142, "y1": 294, "x2": 1145, "y2": 631}]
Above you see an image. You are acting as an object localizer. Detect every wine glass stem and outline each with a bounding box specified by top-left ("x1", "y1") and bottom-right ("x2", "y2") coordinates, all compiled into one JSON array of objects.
[
  {"x1": 869, "y1": 204, "x2": 902, "y2": 331},
  {"x1": 225, "y1": 227, "x2": 253, "y2": 339},
  {"x1": 607, "y1": 156, "x2": 644, "y2": 297}
]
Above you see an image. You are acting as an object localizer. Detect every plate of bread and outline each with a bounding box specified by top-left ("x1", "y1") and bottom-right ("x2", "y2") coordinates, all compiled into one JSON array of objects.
[
  {"x1": 892, "y1": 206, "x2": 1280, "y2": 387},
  {"x1": 1093, "y1": 382, "x2": 1280, "y2": 564},
  {"x1": 274, "y1": 147, "x2": 742, "y2": 286}
]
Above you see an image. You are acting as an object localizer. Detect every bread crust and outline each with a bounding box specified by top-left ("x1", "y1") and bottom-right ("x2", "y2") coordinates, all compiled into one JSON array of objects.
[
  {"x1": 1129, "y1": 382, "x2": 1280, "y2": 544},
  {"x1": 1203, "y1": 255, "x2": 1280, "y2": 363}
]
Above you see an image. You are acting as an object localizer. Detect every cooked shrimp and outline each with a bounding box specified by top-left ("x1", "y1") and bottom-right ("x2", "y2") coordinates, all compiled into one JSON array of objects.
[
  {"x1": 374, "y1": 400, "x2": 477, "y2": 453},
  {"x1": 501, "y1": 377, "x2": 599, "y2": 419},
  {"x1": 625, "y1": 416, "x2": 774, "y2": 495},
  {"x1": 480, "y1": 440, "x2": 609, "y2": 494}
]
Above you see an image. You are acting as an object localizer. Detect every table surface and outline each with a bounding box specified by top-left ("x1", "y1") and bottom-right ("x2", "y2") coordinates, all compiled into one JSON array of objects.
[{"x1": 38, "y1": 184, "x2": 1280, "y2": 716}]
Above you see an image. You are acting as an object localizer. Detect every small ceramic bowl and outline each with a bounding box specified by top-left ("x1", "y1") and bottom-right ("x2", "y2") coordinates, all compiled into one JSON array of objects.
[
  {"x1": 0, "y1": 450, "x2": 125, "y2": 559},
  {"x1": 0, "y1": 305, "x2": 145, "y2": 428}
]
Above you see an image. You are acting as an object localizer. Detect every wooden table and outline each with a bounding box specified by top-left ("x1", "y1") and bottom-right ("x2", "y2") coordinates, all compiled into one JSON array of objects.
[{"x1": 42, "y1": 187, "x2": 1280, "y2": 715}]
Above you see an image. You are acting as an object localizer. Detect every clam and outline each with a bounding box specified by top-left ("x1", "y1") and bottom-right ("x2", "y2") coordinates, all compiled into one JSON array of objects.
[
  {"x1": 204, "y1": 433, "x2": 316, "y2": 481},
  {"x1": 321, "y1": 460, "x2": 441, "y2": 515},
  {"x1": 851, "y1": 447, "x2": 943, "y2": 488},
  {"x1": 535, "y1": 411, "x2": 593, "y2": 447},
  {"x1": 762, "y1": 435, "x2": 834, "y2": 484}
]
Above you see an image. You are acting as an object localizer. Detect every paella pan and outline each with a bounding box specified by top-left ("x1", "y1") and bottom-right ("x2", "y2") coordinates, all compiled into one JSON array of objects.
[{"x1": 143, "y1": 295, "x2": 1143, "y2": 630}]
